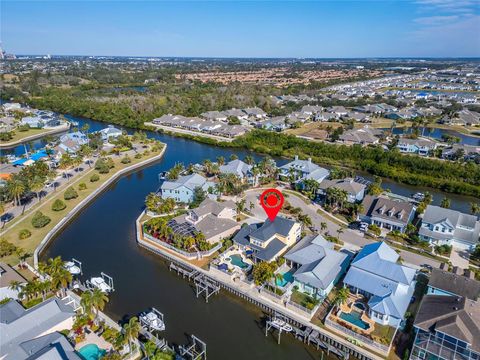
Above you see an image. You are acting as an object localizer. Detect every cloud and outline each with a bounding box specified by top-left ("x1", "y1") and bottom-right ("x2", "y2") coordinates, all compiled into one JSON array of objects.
[{"x1": 414, "y1": 15, "x2": 459, "y2": 25}]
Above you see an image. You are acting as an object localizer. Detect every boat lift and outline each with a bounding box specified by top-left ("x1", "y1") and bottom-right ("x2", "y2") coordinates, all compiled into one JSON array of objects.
[
  {"x1": 64, "y1": 258, "x2": 82, "y2": 276},
  {"x1": 178, "y1": 335, "x2": 207, "y2": 360},
  {"x1": 265, "y1": 313, "x2": 293, "y2": 345},
  {"x1": 140, "y1": 307, "x2": 166, "y2": 332},
  {"x1": 86, "y1": 272, "x2": 114, "y2": 293}
]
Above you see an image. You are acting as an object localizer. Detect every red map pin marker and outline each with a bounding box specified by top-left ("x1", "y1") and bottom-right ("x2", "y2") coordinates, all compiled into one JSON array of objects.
[{"x1": 260, "y1": 188, "x2": 284, "y2": 222}]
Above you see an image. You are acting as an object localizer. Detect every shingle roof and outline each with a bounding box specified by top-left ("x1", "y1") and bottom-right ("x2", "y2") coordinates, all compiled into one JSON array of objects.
[
  {"x1": 428, "y1": 268, "x2": 480, "y2": 300},
  {"x1": 414, "y1": 295, "x2": 480, "y2": 352},
  {"x1": 362, "y1": 195, "x2": 415, "y2": 226}
]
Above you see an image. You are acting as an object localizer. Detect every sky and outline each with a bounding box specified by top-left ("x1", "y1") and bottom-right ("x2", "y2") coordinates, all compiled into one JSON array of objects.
[{"x1": 1, "y1": 0, "x2": 479, "y2": 58}]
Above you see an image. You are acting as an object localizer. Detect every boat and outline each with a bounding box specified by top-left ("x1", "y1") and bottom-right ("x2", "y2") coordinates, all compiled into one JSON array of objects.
[
  {"x1": 64, "y1": 261, "x2": 81, "y2": 275},
  {"x1": 272, "y1": 319, "x2": 293, "y2": 332},
  {"x1": 87, "y1": 272, "x2": 114, "y2": 293},
  {"x1": 140, "y1": 308, "x2": 166, "y2": 332},
  {"x1": 69, "y1": 120, "x2": 79, "y2": 127},
  {"x1": 412, "y1": 192, "x2": 425, "y2": 201}
]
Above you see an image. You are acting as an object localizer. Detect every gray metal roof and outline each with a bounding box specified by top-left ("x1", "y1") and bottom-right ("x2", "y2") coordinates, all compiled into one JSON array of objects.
[
  {"x1": 250, "y1": 217, "x2": 296, "y2": 243},
  {"x1": 0, "y1": 299, "x2": 76, "y2": 360},
  {"x1": 22, "y1": 332, "x2": 81, "y2": 360},
  {"x1": 219, "y1": 159, "x2": 252, "y2": 178},
  {"x1": 160, "y1": 173, "x2": 209, "y2": 192},
  {"x1": 285, "y1": 235, "x2": 348, "y2": 290}
]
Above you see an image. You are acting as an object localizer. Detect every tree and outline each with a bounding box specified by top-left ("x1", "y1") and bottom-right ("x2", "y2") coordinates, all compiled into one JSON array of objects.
[
  {"x1": 90, "y1": 287, "x2": 109, "y2": 321},
  {"x1": 470, "y1": 202, "x2": 480, "y2": 215},
  {"x1": 252, "y1": 262, "x2": 275, "y2": 285},
  {"x1": 7, "y1": 178, "x2": 25, "y2": 206},
  {"x1": 216, "y1": 156, "x2": 225, "y2": 166},
  {"x1": 123, "y1": 316, "x2": 141, "y2": 351},
  {"x1": 31, "y1": 211, "x2": 51, "y2": 228},
  {"x1": 235, "y1": 199, "x2": 246, "y2": 216},
  {"x1": 64, "y1": 187, "x2": 79, "y2": 200},
  {"x1": 191, "y1": 187, "x2": 206, "y2": 208},
  {"x1": 244, "y1": 155, "x2": 254, "y2": 165},
  {"x1": 50, "y1": 267, "x2": 72, "y2": 297},
  {"x1": 440, "y1": 197, "x2": 451, "y2": 209},
  {"x1": 229, "y1": 154, "x2": 238, "y2": 161},
  {"x1": 334, "y1": 287, "x2": 350, "y2": 307},
  {"x1": 30, "y1": 176, "x2": 44, "y2": 203},
  {"x1": 320, "y1": 222, "x2": 327, "y2": 233},
  {"x1": 52, "y1": 199, "x2": 67, "y2": 211}
]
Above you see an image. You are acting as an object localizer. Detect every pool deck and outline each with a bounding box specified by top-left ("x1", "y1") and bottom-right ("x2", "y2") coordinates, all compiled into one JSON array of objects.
[{"x1": 75, "y1": 332, "x2": 113, "y2": 351}]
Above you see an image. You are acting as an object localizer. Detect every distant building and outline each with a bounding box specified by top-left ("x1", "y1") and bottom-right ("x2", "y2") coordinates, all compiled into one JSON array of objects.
[
  {"x1": 279, "y1": 155, "x2": 330, "y2": 183},
  {"x1": 0, "y1": 263, "x2": 27, "y2": 301},
  {"x1": 396, "y1": 137, "x2": 438, "y2": 156},
  {"x1": 359, "y1": 195, "x2": 416, "y2": 233},
  {"x1": 233, "y1": 217, "x2": 302, "y2": 262},
  {"x1": 284, "y1": 234, "x2": 350, "y2": 299},
  {"x1": 20, "y1": 116, "x2": 44, "y2": 128},
  {"x1": 338, "y1": 127, "x2": 380, "y2": 146},
  {"x1": 159, "y1": 173, "x2": 214, "y2": 203},
  {"x1": 419, "y1": 205, "x2": 480, "y2": 250},
  {"x1": 201, "y1": 111, "x2": 228, "y2": 122}
]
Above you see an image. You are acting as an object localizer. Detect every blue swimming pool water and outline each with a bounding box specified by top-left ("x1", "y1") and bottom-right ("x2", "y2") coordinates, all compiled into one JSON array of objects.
[
  {"x1": 339, "y1": 311, "x2": 370, "y2": 330},
  {"x1": 229, "y1": 254, "x2": 249, "y2": 269},
  {"x1": 78, "y1": 344, "x2": 106, "y2": 360},
  {"x1": 275, "y1": 270, "x2": 294, "y2": 287}
]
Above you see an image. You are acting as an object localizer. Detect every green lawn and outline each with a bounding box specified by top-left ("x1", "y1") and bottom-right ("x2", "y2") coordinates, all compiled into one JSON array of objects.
[
  {"x1": 2, "y1": 128, "x2": 54, "y2": 143},
  {"x1": 370, "y1": 323, "x2": 397, "y2": 345},
  {"x1": 0, "y1": 144, "x2": 165, "y2": 265}
]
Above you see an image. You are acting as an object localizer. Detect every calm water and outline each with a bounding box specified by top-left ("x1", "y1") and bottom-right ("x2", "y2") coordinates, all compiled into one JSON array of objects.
[{"x1": 381, "y1": 126, "x2": 480, "y2": 146}]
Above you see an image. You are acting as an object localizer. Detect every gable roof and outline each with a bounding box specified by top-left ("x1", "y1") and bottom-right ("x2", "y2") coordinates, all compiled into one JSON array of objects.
[
  {"x1": 414, "y1": 295, "x2": 480, "y2": 352},
  {"x1": 219, "y1": 159, "x2": 252, "y2": 178},
  {"x1": 160, "y1": 173, "x2": 208, "y2": 192},
  {"x1": 285, "y1": 235, "x2": 347, "y2": 290},
  {"x1": 362, "y1": 195, "x2": 415, "y2": 226},
  {"x1": 428, "y1": 268, "x2": 480, "y2": 300},
  {"x1": 319, "y1": 178, "x2": 366, "y2": 196}
]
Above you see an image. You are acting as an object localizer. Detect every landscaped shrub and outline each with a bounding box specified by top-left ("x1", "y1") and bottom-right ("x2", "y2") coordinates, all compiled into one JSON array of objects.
[
  {"x1": 0, "y1": 239, "x2": 18, "y2": 257},
  {"x1": 121, "y1": 155, "x2": 131, "y2": 164},
  {"x1": 52, "y1": 199, "x2": 67, "y2": 211},
  {"x1": 64, "y1": 187, "x2": 79, "y2": 200},
  {"x1": 95, "y1": 158, "x2": 111, "y2": 174},
  {"x1": 90, "y1": 173, "x2": 100, "y2": 182},
  {"x1": 31, "y1": 211, "x2": 51, "y2": 228},
  {"x1": 134, "y1": 153, "x2": 142, "y2": 159},
  {"x1": 18, "y1": 229, "x2": 32, "y2": 240},
  {"x1": 78, "y1": 183, "x2": 87, "y2": 191}
]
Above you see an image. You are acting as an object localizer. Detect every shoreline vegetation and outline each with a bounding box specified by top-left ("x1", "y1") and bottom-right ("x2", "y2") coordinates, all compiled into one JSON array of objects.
[{"x1": 0, "y1": 123, "x2": 70, "y2": 148}]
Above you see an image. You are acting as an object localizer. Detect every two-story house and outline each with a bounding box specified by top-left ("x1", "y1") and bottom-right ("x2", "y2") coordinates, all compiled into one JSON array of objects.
[
  {"x1": 160, "y1": 173, "x2": 215, "y2": 203},
  {"x1": 318, "y1": 178, "x2": 366, "y2": 203},
  {"x1": 233, "y1": 216, "x2": 302, "y2": 262},
  {"x1": 343, "y1": 242, "x2": 416, "y2": 327},
  {"x1": 419, "y1": 205, "x2": 480, "y2": 251},
  {"x1": 359, "y1": 195, "x2": 416, "y2": 233},
  {"x1": 279, "y1": 155, "x2": 330, "y2": 183},
  {"x1": 396, "y1": 137, "x2": 438, "y2": 156},
  {"x1": 219, "y1": 159, "x2": 254, "y2": 184},
  {"x1": 284, "y1": 234, "x2": 350, "y2": 300}
]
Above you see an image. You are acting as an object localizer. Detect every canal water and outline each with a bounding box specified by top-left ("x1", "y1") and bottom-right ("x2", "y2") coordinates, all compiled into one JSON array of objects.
[
  {"x1": 4, "y1": 113, "x2": 474, "y2": 359},
  {"x1": 380, "y1": 126, "x2": 480, "y2": 146}
]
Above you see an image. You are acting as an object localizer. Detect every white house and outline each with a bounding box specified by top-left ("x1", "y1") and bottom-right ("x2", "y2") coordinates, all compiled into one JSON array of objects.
[
  {"x1": 396, "y1": 137, "x2": 438, "y2": 156},
  {"x1": 279, "y1": 155, "x2": 330, "y2": 183},
  {"x1": 99, "y1": 125, "x2": 123, "y2": 141},
  {"x1": 159, "y1": 173, "x2": 214, "y2": 203},
  {"x1": 419, "y1": 205, "x2": 480, "y2": 251}
]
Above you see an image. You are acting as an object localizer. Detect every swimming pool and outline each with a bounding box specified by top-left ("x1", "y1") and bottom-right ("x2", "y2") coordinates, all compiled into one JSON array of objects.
[
  {"x1": 229, "y1": 254, "x2": 249, "y2": 269},
  {"x1": 78, "y1": 344, "x2": 106, "y2": 360},
  {"x1": 339, "y1": 311, "x2": 370, "y2": 330},
  {"x1": 275, "y1": 270, "x2": 294, "y2": 287}
]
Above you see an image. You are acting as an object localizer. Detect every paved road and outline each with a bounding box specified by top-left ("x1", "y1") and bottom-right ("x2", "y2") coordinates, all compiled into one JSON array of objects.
[{"x1": 243, "y1": 188, "x2": 440, "y2": 270}]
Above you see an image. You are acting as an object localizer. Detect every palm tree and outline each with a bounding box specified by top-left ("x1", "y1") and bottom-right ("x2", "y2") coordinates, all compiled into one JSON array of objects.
[
  {"x1": 91, "y1": 288, "x2": 109, "y2": 321},
  {"x1": 9, "y1": 280, "x2": 23, "y2": 297},
  {"x1": 216, "y1": 156, "x2": 225, "y2": 166},
  {"x1": 144, "y1": 340, "x2": 157, "y2": 360},
  {"x1": 244, "y1": 155, "x2": 254, "y2": 165},
  {"x1": 336, "y1": 227, "x2": 344, "y2": 238},
  {"x1": 79, "y1": 145, "x2": 94, "y2": 168},
  {"x1": 80, "y1": 290, "x2": 94, "y2": 319},
  {"x1": 30, "y1": 176, "x2": 44, "y2": 203},
  {"x1": 38, "y1": 280, "x2": 52, "y2": 301},
  {"x1": 334, "y1": 287, "x2": 350, "y2": 307},
  {"x1": 123, "y1": 316, "x2": 141, "y2": 351},
  {"x1": 202, "y1": 159, "x2": 213, "y2": 175},
  {"x1": 50, "y1": 268, "x2": 72, "y2": 297},
  {"x1": 229, "y1": 154, "x2": 238, "y2": 161},
  {"x1": 440, "y1": 197, "x2": 451, "y2": 209},
  {"x1": 470, "y1": 202, "x2": 480, "y2": 215},
  {"x1": 320, "y1": 222, "x2": 327, "y2": 233},
  {"x1": 235, "y1": 199, "x2": 246, "y2": 216},
  {"x1": 7, "y1": 178, "x2": 25, "y2": 206}
]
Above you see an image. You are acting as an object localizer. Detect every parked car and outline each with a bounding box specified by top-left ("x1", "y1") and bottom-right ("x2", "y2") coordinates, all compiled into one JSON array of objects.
[{"x1": 359, "y1": 222, "x2": 369, "y2": 232}]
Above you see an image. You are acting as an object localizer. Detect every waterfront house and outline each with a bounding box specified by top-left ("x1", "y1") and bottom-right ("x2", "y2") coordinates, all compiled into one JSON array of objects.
[
  {"x1": 99, "y1": 125, "x2": 123, "y2": 141},
  {"x1": 318, "y1": 178, "x2": 366, "y2": 203},
  {"x1": 410, "y1": 295, "x2": 480, "y2": 360},
  {"x1": 426, "y1": 266, "x2": 480, "y2": 300},
  {"x1": 20, "y1": 116, "x2": 44, "y2": 128},
  {"x1": 54, "y1": 131, "x2": 89, "y2": 156},
  {"x1": 0, "y1": 262, "x2": 27, "y2": 301},
  {"x1": 343, "y1": 242, "x2": 416, "y2": 327},
  {"x1": 359, "y1": 195, "x2": 416, "y2": 233},
  {"x1": 450, "y1": 109, "x2": 480, "y2": 126},
  {"x1": 0, "y1": 298, "x2": 77, "y2": 360},
  {"x1": 419, "y1": 205, "x2": 480, "y2": 250},
  {"x1": 222, "y1": 109, "x2": 249, "y2": 121},
  {"x1": 160, "y1": 173, "x2": 214, "y2": 203},
  {"x1": 396, "y1": 137, "x2": 438, "y2": 156},
  {"x1": 284, "y1": 234, "x2": 350, "y2": 299},
  {"x1": 279, "y1": 155, "x2": 330, "y2": 183},
  {"x1": 233, "y1": 216, "x2": 302, "y2": 262},
  {"x1": 442, "y1": 144, "x2": 480, "y2": 161},
  {"x1": 0, "y1": 116, "x2": 15, "y2": 132},
  {"x1": 219, "y1": 159, "x2": 253, "y2": 183},
  {"x1": 338, "y1": 127, "x2": 380, "y2": 146},
  {"x1": 168, "y1": 198, "x2": 240, "y2": 244}
]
